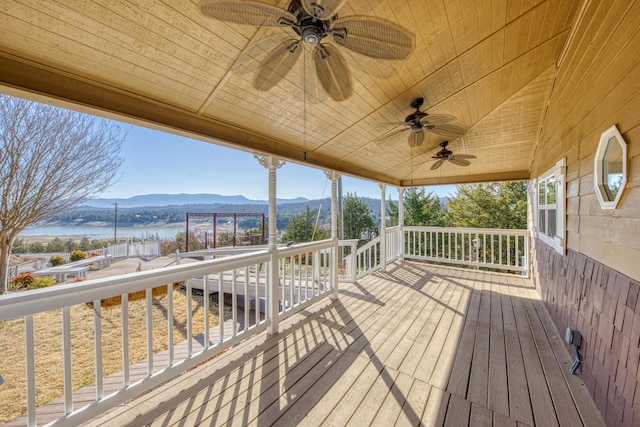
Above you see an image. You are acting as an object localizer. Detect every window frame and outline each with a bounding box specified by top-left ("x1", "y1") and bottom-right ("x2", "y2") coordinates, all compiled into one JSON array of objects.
[
  {"x1": 533, "y1": 158, "x2": 566, "y2": 255},
  {"x1": 594, "y1": 125, "x2": 627, "y2": 209}
]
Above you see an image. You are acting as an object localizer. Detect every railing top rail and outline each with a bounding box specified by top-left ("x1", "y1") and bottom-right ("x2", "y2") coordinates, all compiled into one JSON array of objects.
[
  {"x1": 169, "y1": 245, "x2": 272, "y2": 258},
  {"x1": 403, "y1": 226, "x2": 529, "y2": 236},
  {"x1": 338, "y1": 239, "x2": 359, "y2": 244},
  {"x1": 0, "y1": 250, "x2": 270, "y2": 321},
  {"x1": 358, "y1": 235, "x2": 381, "y2": 252},
  {"x1": 275, "y1": 239, "x2": 335, "y2": 257}
]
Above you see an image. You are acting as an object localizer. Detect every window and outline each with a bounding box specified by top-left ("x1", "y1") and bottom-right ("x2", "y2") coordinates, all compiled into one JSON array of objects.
[
  {"x1": 534, "y1": 158, "x2": 566, "y2": 254},
  {"x1": 594, "y1": 125, "x2": 627, "y2": 209}
]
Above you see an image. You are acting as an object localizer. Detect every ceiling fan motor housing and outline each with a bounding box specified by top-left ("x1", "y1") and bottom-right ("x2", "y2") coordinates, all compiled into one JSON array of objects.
[
  {"x1": 406, "y1": 110, "x2": 427, "y2": 123},
  {"x1": 288, "y1": 0, "x2": 335, "y2": 45}
]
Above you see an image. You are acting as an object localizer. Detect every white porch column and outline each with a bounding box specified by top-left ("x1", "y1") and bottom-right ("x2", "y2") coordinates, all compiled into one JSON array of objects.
[
  {"x1": 325, "y1": 171, "x2": 340, "y2": 300},
  {"x1": 255, "y1": 154, "x2": 284, "y2": 335},
  {"x1": 398, "y1": 187, "x2": 405, "y2": 261},
  {"x1": 379, "y1": 183, "x2": 386, "y2": 273}
]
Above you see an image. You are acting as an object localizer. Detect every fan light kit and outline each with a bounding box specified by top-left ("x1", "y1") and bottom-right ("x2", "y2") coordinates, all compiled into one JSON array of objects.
[
  {"x1": 374, "y1": 97, "x2": 467, "y2": 147},
  {"x1": 200, "y1": 0, "x2": 415, "y2": 101}
]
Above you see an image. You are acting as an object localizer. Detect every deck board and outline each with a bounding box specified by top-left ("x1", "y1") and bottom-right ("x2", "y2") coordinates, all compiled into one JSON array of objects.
[{"x1": 71, "y1": 261, "x2": 605, "y2": 426}]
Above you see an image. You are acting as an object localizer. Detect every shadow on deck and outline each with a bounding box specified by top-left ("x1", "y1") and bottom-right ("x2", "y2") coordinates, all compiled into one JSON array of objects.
[{"x1": 77, "y1": 261, "x2": 603, "y2": 426}]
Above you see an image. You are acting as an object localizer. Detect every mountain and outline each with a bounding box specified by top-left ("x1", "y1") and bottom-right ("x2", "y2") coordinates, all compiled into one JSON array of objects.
[{"x1": 82, "y1": 193, "x2": 309, "y2": 208}]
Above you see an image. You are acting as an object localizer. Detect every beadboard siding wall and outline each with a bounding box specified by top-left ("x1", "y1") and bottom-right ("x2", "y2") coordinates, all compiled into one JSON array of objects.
[
  {"x1": 531, "y1": 0, "x2": 640, "y2": 282},
  {"x1": 531, "y1": 1, "x2": 640, "y2": 425},
  {"x1": 534, "y1": 240, "x2": 640, "y2": 425}
]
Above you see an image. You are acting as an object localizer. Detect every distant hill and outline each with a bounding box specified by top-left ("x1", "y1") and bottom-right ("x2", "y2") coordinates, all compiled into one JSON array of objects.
[
  {"x1": 83, "y1": 193, "x2": 309, "y2": 208},
  {"x1": 48, "y1": 193, "x2": 448, "y2": 229}
]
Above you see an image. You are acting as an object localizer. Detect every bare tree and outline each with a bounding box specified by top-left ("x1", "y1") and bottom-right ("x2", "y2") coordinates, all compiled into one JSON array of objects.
[{"x1": 0, "y1": 94, "x2": 126, "y2": 293}]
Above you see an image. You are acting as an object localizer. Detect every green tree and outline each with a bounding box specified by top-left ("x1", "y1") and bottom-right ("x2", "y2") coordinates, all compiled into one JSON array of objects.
[
  {"x1": 343, "y1": 193, "x2": 377, "y2": 243},
  {"x1": 446, "y1": 182, "x2": 528, "y2": 229},
  {"x1": 79, "y1": 236, "x2": 91, "y2": 251},
  {"x1": 45, "y1": 237, "x2": 67, "y2": 253},
  {"x1": 283, "y1": 206, "x2": 329, "y2": 243},
  {"x1": 389, "y1": 188, "x2": 445, "y2": 226}
]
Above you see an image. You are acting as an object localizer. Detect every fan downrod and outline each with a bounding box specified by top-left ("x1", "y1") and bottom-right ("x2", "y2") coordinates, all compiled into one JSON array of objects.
[
  {"x1": 410, "y1": 97, "x2": 424, "y2": 110},
  {"x1": 405, "y1": 97, "x2": 427, "y2": 123}
]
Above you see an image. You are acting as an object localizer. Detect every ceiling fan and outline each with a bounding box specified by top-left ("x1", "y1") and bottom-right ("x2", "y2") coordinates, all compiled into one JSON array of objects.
[
  {"x1": 374, "y1": 97, "x2": 467, "y2": 147},
  {"x1": 430, "y1": 140, "x2": 476, "y2": 170},
  {"x1": 199, "y1": 0, "x2": 415, "y2": 101}
]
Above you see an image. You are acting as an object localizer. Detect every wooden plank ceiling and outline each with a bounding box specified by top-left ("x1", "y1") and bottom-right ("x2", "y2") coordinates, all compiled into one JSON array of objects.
[{"x1": 0, "y1": 0, "x2": 580, "y2": 186}]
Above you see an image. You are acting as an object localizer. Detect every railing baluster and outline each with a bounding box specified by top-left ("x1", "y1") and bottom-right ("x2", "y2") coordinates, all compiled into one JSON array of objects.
[
  {"x1": 244, "y1": 266, "x2": 249, "y2": 330},
  {"x1": 186, "y1": 280, "x2": 192, "y2": 357},
  {"x1": 146, "y1": 289, "x2": 153, "y2": 377},
  {"x1": 305, "y1": 253, "x2": 309, "y2": 299},
  {"x1": 25, "y1": 315, "x2": 36, "y2": 427},
  {"x1": 232, "y1": 269, "x2": 237, "y2": 338},
  {"x1": 204, "y1": 275, "x2": 210, "y2": 348},
  {"x1": 507, "y1": 235, "x2": 511, "y2": 266},
  {"x1": 491, "y1": 235, "x2": 495, "y2": 264},
  {"x1": 167, "y1": 283, "x2": 173, "y2": 366},
  {"x1": 219, "y1": 271, "x2": 224, "y2": 343},
  {"x1": 121, "y1": 293, "x2": 129, "y2": 387},
  {"x1": 94, "y1": 301, "x2": 103, "y2": 400},
  {"x1": 62, "y1": 307, "x2": 73, "y2": 415},
  {"x1": 483, "y1": 234, "x2": 487, "y2": 264}
]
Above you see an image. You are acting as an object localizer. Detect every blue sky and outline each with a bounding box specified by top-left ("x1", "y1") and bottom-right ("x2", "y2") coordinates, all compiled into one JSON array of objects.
[{"x1": 101, "y1": 126, "x2": 457, "y2": 201}]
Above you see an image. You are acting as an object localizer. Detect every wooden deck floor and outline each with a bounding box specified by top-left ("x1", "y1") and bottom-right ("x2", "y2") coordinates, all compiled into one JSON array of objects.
[{"x1": 87, "y1": 261, "x2": 604, "y2": 427}]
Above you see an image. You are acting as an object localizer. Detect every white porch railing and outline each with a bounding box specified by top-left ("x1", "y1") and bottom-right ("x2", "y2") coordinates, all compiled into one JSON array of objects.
[
  {"x1": 386, "y1": 226, "x2": 402, "y2": 263},
  {"x1": 0, "y1": 228, "x2": 529, "y2": 425},
  {"x1": 355, "y1": 235, "x2": 382, "y2": 278},
  {"x1": 404, "y1": 226, "x2": 529, "y2": 274},
  {"x1": 0, "y1": 239, "x2": 340, "y2": 427},
  {"x1": 354, "y1": 226, "x2": 530, "y2": 278}
]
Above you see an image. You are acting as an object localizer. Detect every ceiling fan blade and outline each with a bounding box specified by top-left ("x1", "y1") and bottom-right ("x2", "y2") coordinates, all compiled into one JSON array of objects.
[
  {"x1": 231, "y1": 31, "x2": 291, "y2": 75},
  {"x1": 255, "y1": 40, "x2": 302, "y2": 90},
  {"x1": 301, "y1": 0, "x2": 345, "y2": 19},
  {"x1": 451, "y1": 154, "x2": 476, "y2": 160},
  {"x1": 313, "y1": 44, "x2": 352, "y2": 101},
  {"x1": 373, "y1": 125, "x2": 409, "y2": 144},
  {"x1": 430, "y1": 159, "x2": 445, "y2": 170},
  {"x1": 448, "y1": 157, "x2": 472, "y2": 167},
  {"x1": 408, "y1": 130, "x2": 424, "y2": 148},
  {"x1": 425, "y1": 123, "x2": 467, "y2": 138},
  {"x1": 420, "y1": 113, "x2": 456, "y2": 126},
  {"x1": 200, "y1": 0, "x2": 296, "y2": 26},
  {"x1": 331, "y1": 16, "x2": 414, "y2": 60}
]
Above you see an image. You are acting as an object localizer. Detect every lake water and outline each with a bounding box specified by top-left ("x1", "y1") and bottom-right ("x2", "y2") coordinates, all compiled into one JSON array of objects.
[{"x1": 19, "y1": 225, "x2": 185, "y2": 240}]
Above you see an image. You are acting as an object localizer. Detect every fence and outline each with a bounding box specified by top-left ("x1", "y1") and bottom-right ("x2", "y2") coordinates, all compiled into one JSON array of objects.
[{"x1": 102, "y1": 240, "x2": 161, "y2": 258}]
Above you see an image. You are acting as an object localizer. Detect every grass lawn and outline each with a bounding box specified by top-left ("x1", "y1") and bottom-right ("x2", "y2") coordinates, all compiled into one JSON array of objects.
[{"x1": 0, "y1": 286, "x2": 226, "y2": 424}]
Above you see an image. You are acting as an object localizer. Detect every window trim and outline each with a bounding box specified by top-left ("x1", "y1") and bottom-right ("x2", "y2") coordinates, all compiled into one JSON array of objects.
[
  {"x1": 534, "y1": 158, "x2": 566, "y2": 255},
  {"x1": 594, "y1": 125, "x2": 627, "y2": 209}
]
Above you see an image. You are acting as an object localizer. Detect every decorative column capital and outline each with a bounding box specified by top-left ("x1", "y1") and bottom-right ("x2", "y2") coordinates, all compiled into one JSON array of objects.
[
  {"x1": 254, "y1": 154, "x2": 285, "y2": 170},
  {"x1": 324, "y1": 170, "x2": 340, "y2": 181}
]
